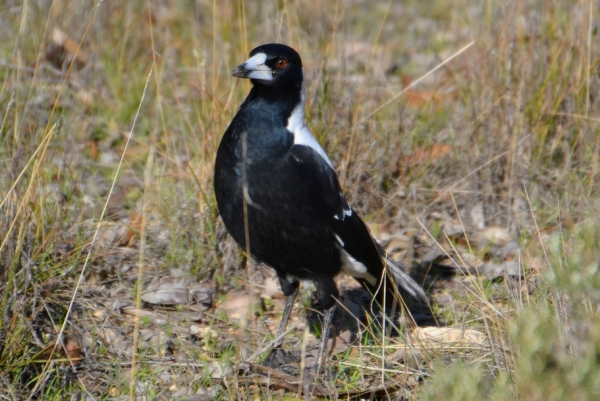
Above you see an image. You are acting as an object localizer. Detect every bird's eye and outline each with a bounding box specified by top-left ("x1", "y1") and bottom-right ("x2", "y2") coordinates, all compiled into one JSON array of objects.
[{"x1": 276, "y1": 58, "x2": 288, "y2": 69}]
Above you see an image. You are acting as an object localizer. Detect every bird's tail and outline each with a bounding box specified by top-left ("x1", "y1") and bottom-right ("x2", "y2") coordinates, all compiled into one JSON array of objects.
[
  {"x1": 358, "y1": 242, "x2": 429, "y2": 313},
  {"x1": 382, "y1": 252, "x2": 428, "y2": 304}
]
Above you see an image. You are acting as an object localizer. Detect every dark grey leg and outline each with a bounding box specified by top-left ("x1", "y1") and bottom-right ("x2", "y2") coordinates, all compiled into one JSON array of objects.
[
  {"x1": 272, "y1": 286, "x2": 298, "y2": 348},
  {"x1": 303, "y1": 304, "x2": 337, "y2": 397},
  {"x1": 311, "y1": 304, "x2": 336, "y2": 376},
  {"x1": 264, "y1": 275, "x2": 299, "y2": 365}
]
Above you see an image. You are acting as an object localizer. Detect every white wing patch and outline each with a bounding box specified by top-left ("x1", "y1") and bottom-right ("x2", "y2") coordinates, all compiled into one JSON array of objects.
[
  {"x1": 338, "y1": 246, "x2": 377, "y2": 286},
  {"x1": 333, "y1": 196, "x2": 353, "y2": 220},
  {"x1": 287, "y1": 78, "x2": 333, "y2": 168},
  {"x1": 341, "y1": 199, "x2": 352, "y2": 217}
]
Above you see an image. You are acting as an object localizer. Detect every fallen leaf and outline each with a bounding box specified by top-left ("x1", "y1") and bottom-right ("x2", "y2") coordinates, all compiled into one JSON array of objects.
[
  {"x1": 381, "y1": 234, "x2": 411, "y2": 254},
  {"x1": 189, "y1": 284, "x2": 213, "y2": 306},
  {"x1": 142, "y1": 276, "x2": 190, "y2": 305},
  {"x1": 65, "y1": 342, "x2": 81, "y2": 362},
  {"x1": 140, "y1": 329, "x2": 174, "y2": 356},
  {"x1": 206, "y1": 362, "x2": 234, "y2": 380},
  {"x1": 190, "y1": 325, "x2": 218, "y2": 339},
  {"x1": 413, "y1": 327, "x2": 486, "y2": 347},
  {"x1": 219, "y1": 293, "x2": 262, "y2": 320},
  {"x1": 95, "y1": 222, "x2": 128, "y2": 247},
  {"x1": 121, "y1": 306, "x2": 167, "y2": 324},
  {"x1": 100, "y1": 327, "x2": 123, "y2": 343},
  {"x1": 118, "y1": 210, "x2": 142, "y2": 247},
  {"x1": 477, "y1": 261, "x2": 523, "y2": 279},
  {"x1": 478, "y1": 226, "x2": 512, "y2": 247}
]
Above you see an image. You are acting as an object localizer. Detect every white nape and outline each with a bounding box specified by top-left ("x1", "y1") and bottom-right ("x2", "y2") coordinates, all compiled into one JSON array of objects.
[{"x1": 288, "y1": 78, "x2": 334, "y2": 168}]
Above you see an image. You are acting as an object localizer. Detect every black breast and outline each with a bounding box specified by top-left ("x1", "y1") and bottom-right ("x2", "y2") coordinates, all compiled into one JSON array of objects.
[{"x1": 215, "y1": 140, "x2": 342, "y2": 281}]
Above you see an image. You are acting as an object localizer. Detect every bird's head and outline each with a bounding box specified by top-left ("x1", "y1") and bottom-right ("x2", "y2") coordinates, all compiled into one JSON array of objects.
[{"x1": 231, "y1": 43, "x2": 303, "y2": 89}]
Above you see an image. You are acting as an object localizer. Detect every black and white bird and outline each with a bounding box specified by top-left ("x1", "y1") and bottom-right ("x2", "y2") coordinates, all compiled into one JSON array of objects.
[{"x1": 214, "y1": 43, "x2": 427, "y2": 368}]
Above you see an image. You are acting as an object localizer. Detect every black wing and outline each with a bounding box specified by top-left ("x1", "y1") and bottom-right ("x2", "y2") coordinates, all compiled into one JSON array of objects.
[{"x1": 290, "y1": 145, "x2": 428, "y2": 305}]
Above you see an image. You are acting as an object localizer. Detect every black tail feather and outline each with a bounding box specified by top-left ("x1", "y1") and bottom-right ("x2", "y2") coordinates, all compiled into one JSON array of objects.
[{"x1": 356, "y1": 242, "x2": 429, "y2": 313}]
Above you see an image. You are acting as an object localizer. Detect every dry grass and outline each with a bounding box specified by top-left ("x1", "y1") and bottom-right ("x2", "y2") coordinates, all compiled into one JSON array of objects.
[{"x1": 1, "y1": 0, "x2": 599, "y2": 399}]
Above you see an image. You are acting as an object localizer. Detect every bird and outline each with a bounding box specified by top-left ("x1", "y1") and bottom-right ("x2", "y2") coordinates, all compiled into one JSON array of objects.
[{"x1": 214, "y1": 43, "x2": 428, "y2": 373}]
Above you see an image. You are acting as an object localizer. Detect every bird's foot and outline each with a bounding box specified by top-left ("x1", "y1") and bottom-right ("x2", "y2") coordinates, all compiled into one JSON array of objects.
[{"x1": 263, "y1": 346, "x2": 289, "y2": 367}]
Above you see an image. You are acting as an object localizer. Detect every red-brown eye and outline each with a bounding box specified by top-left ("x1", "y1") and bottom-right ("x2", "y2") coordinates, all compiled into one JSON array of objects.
[{"x1": 276, "y1": 58, "x2": 288, "y2": 69}]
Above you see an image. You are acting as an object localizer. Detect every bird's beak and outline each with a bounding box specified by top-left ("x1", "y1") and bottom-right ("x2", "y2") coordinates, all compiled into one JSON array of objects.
[{"x1": 231, "y1": 52, "x2": 274, "y2": 81}]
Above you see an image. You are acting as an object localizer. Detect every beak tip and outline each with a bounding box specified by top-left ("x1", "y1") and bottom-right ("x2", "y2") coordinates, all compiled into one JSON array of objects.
[{"x1": 231, "y1": 65, "x2": 246, "y2": 78}]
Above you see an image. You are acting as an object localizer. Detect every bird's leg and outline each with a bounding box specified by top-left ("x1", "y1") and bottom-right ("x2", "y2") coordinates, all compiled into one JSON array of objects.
[
  {"x1": 264, "y1": 275, "x2": 299, "y2": 365},
  {"x1": 311, "y1": 304, "x2": 337, "y2": 376},
  {"x1": 308, "y1": 276, "x2": 339, "y2": 378},
  {"x1": 303, "y1": 303, "x2": 336, "y2": 397},
  {"x1": 272, "y1": 286, "x2": 298, "y2": 349}
]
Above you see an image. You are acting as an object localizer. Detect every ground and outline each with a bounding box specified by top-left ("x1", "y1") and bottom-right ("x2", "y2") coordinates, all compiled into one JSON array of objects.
[{"x1": 0, "y1": 0, "x2": 599, "y2": 400}]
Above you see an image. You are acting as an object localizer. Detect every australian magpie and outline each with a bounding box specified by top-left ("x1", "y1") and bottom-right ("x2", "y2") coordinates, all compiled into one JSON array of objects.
[{"x1": 214, "y1": 43, "x2": 428, "y2": 370}]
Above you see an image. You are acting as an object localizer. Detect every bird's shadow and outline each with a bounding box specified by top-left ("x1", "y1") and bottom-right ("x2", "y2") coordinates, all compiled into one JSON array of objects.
[
  {"x1": 312, "y1": 284, "x2": 442, "y2": 337},
  {"x1": 263, "y1": 278, "x2": 443, "y2": 376}
]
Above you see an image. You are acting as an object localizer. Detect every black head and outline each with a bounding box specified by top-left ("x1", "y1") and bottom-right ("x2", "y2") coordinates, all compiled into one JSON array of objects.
[{"x1": 231, "y1": 43, "x2": 303, "y2": 90}]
